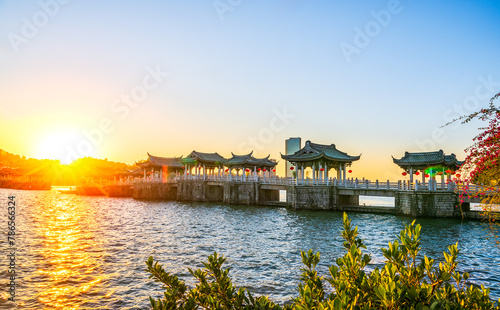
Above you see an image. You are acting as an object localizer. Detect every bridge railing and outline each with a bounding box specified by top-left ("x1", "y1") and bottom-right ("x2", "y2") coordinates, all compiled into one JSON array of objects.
[{"x1": 133, "y1": 176, "x2": 498, "y2": 196}]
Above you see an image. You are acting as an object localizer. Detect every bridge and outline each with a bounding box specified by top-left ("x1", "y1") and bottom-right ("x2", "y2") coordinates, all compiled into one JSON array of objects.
[{"x1": 114, "y1": 173, "x2": 498, "y2": 219}]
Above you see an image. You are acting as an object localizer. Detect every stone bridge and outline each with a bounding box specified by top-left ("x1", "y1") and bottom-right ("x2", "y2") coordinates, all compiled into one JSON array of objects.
[{"x1": 129, "y1": 180, "x2": 493, "y2": 219}]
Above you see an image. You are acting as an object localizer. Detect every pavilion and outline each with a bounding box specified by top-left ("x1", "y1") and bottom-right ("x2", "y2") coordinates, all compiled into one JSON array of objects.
[
  {"x1": 181, "y1": 151, "x2": 227, "y2": 180},
  {"x1": 392, "y1": 150, "x2": 462, "y2": 190},
  {"x1": 136, "y1": 153, "x2": 184, "y2": 181},
  {"x1": 281, "y1": 140, "x2": 361, "y2": 185},
  {"x1": 225, "y1": 152, "x2": 277, "y2": 181}
]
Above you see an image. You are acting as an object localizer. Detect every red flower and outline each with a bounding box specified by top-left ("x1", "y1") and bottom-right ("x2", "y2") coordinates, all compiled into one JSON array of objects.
[
  {"x1": 456, "y1": 173, "x2": 461, "y2": 178},
  {"x1": 402, "y1": 172, "x2": 407, "y2": 176},
  {"x1": 445, "y1": 169, "x2": 451, "y2": 174}
]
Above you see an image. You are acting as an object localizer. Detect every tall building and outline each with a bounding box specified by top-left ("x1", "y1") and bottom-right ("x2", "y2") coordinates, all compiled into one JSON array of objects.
[{"x1": 285, "y1": 137, "x2": 301, "y2": 177}]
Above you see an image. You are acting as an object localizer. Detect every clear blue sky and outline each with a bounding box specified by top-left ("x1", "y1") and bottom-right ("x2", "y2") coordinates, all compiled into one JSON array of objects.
[{"x1": 1, "y1": 0, "x2": 499, "y2": 179}]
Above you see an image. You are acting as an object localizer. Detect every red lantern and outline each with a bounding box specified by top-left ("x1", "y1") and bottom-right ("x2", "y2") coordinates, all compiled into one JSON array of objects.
[
  {"x1": 225, "y1": 169, "x2": 229, "y2": 172},
  {"x1": 320, "y1": 168, "x2": 325, "y2": 171},
  {"x1": 257, "y1": 168, "x2": 261, "y2": 172},
  {"x1": 198, "y1": 167, "x2": 202, "y2": 169},
  {"x1": 263, "y1": 169, "x2": 267, "y2": 172},
  {"x1": 402, "y1": 172, "x2": 407, "y2": 176},
  {"x1": 348, "y1": 170, "x2": 352, "y2": 173},
  {"x1": 245, "y1": 169, "x2": 250, "y2": 172},
  {"x1": 415, "y1": 171, "x2": 420, "y2": 176},
  {"x1": 437, "y1": 172, "x2": 443, "y2": 175},
  {"x1": 425, "y1": 174, "x2": 429, "y2": 178},
  {"x1": 272, "y1": 169, "x2": 276, "y2": 172},
  {"x1": 290, "y1": 167, "x2": 294, "y2": 170},
  {"x1": 187, "y1": 173, "x2": 189, "y2": 175},
  {"x1": 182, "y1": 166, "x2": 185, "y2": 169},
  {"x1": 451, "y1": 171, "x2": 456, "y2": 175},
  {"x1": 445, "y1": 169, "x2": 451, "y2": 174}
]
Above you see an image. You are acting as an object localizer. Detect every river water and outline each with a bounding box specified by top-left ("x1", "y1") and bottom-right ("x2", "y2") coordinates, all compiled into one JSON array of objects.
[{"x1": 0, "y1": 188, "x2": 499, "y2": 309}]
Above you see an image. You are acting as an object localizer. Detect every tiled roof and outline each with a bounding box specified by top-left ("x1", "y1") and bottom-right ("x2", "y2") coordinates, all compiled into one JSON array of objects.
[
  {"x1": 392, "y1": 150, "x2": 462, "y2": 168},
  {"x1": 281, "y1": 140, "x2": 361, "y2": 163},
  {"x1": 137, "y1": 153, "x2": 183, "y2": 168},
  {"x1": 226, "y1": 152, "x2": 277, "y2": 167},
  {"x1": 185, "y1": 151, "x2": 226, "y2": 164},
  {"x1": 114, "y1": 167, "x2": 143, "y2": 176}
]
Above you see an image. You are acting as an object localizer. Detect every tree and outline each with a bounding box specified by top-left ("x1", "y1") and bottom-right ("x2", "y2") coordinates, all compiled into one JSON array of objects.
[
  {"x1": 449, "y1": 92, "x2": 500, "y2": 244},
  {"x1": 146, "y1": 213, "x2": 500, "y2": 309}
]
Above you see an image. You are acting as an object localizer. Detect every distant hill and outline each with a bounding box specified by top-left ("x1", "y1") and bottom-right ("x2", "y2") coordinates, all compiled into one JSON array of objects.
[{"x1": 0, "y1": 149, "x2": 139, "y2": 185}]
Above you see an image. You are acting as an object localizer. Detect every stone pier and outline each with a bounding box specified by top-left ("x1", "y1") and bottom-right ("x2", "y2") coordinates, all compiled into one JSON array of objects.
[
  {"x1": 133, "y1": 181, "x2": 277, "y2": 206},
  {"x1": 394, "y1": 191, "x2": 461, "y2": 217},
  {"x1": 286, "y1": 186, "x2": 336, "y2": 210}
]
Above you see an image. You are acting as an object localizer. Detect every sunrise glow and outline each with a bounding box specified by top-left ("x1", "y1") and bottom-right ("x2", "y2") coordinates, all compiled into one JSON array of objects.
[{"x1": 34, "y1": 130, "x2": 82, "y2": 164}]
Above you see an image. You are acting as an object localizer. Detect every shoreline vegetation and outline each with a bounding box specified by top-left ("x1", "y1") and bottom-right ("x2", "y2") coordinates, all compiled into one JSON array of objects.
[{"x1": 146, "y1": 213, "x2": 500, "y2": 309}]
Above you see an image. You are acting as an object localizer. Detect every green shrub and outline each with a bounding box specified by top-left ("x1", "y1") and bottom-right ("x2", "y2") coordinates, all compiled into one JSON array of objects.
[{"x1": 146, "y1": 213, "x2": 500, "y2": 309}]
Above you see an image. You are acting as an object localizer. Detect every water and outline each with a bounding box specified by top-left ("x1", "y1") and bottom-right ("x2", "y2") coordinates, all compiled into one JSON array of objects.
[{"x1": 0, "y1": 188, "x2": 499, "y2": 309}]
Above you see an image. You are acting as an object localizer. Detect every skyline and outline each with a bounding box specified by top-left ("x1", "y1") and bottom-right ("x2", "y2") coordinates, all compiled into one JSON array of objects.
[{"x1": 1, "y1": 0, "x2": 500, "y2": 179}]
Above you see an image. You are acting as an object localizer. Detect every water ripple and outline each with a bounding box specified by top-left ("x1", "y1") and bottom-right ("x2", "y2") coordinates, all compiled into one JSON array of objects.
[{"x1": 0, "y1": 189, "x2": 498, "y2": 309}]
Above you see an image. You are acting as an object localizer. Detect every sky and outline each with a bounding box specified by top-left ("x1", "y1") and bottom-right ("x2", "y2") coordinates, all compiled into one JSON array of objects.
[{"x1": 1, "y1": 0, "x2": 499, "y2": 180}]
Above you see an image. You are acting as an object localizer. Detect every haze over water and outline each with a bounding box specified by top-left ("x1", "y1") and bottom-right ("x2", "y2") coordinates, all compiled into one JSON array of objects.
[{"x1": 1, "y1": 188, "x2": 499, "y2": 309}]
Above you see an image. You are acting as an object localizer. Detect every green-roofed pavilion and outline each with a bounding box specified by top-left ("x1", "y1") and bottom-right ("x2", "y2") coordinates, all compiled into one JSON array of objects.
[{"x1": 392, "y1": 150, "x2": 463, "y2": 190}]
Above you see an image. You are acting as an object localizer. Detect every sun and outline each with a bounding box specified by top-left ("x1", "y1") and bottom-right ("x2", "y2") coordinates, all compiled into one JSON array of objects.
[{"x1": 35, "y1": 130, "x2": 82, "y2": 164}]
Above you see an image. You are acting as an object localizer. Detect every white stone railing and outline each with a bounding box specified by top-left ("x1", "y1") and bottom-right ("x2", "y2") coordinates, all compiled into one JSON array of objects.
[{"x1": 131, "y1": 175, "x2": 499, "y2": 195}]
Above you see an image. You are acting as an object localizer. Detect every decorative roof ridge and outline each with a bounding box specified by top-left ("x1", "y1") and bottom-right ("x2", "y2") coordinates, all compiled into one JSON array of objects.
[
  {"x1": 189, "y1": 150, "x2": 224, "y2": 156},
  {"x1": 308, "y1": 140, "x2": 336, "y2": 149},
  {"x1": 402, "y1": 150, "x2": 444, "y2": 156},
  {"x1": 230, "y1": 151, "x2": 253, "y2": 158},
  {"x1": 317, "y1": 143, "x2": 356, "y2": 158},
  {"x1": 148, "y1": 152, "x2": 183, "y2": 160}
]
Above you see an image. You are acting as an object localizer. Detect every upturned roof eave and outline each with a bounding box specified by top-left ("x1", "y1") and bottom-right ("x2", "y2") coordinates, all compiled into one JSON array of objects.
[{"x1": 282, "y1": 153, "x2": 360, "y2": 163}]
